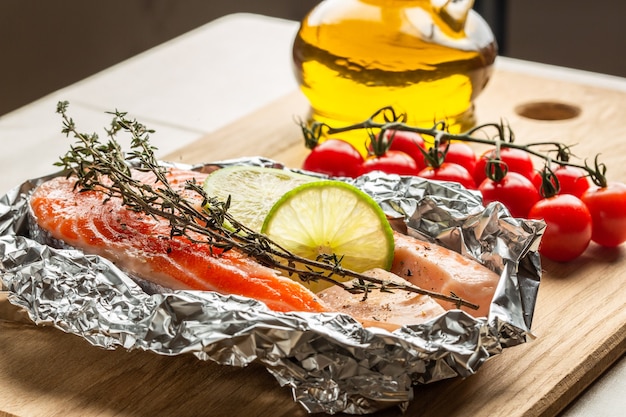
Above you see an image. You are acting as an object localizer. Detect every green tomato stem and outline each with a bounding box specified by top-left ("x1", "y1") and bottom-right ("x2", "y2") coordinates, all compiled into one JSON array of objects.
[{"x1": 301, "y1": 105, "x2": 608, "y2": 186}]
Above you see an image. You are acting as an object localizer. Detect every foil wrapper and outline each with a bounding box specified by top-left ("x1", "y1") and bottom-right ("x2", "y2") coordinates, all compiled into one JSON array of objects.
[{"x1": 0, "y1": 157, "x2": 544, "y2": 415}]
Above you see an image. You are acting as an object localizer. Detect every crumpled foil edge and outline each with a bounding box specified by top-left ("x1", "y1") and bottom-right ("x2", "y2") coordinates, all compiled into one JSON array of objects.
[{"x1": 0, "y1": 157, "x2": 545, "y2": 415}]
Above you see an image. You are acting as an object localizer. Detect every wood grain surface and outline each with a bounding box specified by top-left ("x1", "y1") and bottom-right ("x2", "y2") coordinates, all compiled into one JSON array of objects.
[{"x1": 1, "y1": 67, "x2": 625, "y2": 417}]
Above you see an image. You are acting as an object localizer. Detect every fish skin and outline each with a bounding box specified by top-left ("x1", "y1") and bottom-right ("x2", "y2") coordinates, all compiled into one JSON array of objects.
[
  {"x1": 391, "y1": 232, "x2": 500, "y2": 317},
  {"x1": 28, "y1": 169, "x2": 328, "y2": 313}
]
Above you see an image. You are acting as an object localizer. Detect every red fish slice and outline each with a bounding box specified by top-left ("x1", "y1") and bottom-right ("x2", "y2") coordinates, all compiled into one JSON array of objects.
[
  {"x1": 391, "y1": 232, "x2": 500, "y2": 317},
  {"x1": 29, "y1": 168, "x2": 328, "y2": 313}
]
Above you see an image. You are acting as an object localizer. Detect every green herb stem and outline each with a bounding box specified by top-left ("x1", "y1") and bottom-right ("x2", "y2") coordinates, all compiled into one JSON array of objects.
[{"x1": 54, "y1": 101, "x2": 478, "y2": 311}]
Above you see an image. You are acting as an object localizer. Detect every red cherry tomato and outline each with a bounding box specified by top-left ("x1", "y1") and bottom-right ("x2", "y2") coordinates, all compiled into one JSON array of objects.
[
  {"x1": 530, "y1": 169, "x2": 543, "y2": 191},
  {"x1": 528, "y1": 194, "x2": 592, "y2": 262},
  {"x1": 360, "y1": 150, "x2": 420, "y2": 176},
  {"x1": 302, "y1": 139, "x2": 364, "y2": 178},
  {"x1": 479, "y1": 172, "x2": 540, "y2": 218},
  {"x1": 384, "y1": 130, "x2": 428, "y2": 170},
  {"x1": 581, "y1": 182, "x2": 626, "y2": 247},
  {"x1": 474, "y1": 147, "x2": 535, "y2": 186},
  {"x1": 439, "y1": 142, "x2": 477, "y2": 175},
  {"x1": 417, "y1": 162, "x2": 477, "y2": 189},
  {"x1": 553, "y1": 165, "x2": 590, "y2": 198}
]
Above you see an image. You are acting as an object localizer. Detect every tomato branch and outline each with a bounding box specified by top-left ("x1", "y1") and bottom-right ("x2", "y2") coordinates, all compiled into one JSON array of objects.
[{"x1": 299, "y1": 105, "x2": 608, "y2": 186}]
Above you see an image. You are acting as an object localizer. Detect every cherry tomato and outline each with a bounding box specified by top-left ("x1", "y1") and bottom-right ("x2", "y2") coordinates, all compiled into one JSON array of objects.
[
  {"x1": 553, "y1": 165, "x2": 590, "y2": 198},
  {"x1": 474, "y1": 147, "x2": 535, "y2": 186},
  {"x1": 418, "y1": 162, "x2": 476, "y2": 189},
  {"x1": 479, "y1": 172, "x2": 540, "y2": 218},
  {"x1": 530, "y1": 169, "x2": 543, "y2": 191},
  {"x1": 528, "y1": 194, "x2": 592, "y2": 262},
  {"x1": 439, "y1": 142, "x2": 477, "y2": 175},
  {"x1": 302, "y1": 139, "x2": 364, "y2": 178},
  {"x1": 360, "y1": 150, "x2": 420, "y2": 176},
  {"x1": 581, "y1": 182, "x2": 626, "y2": 247},
  {"x1": 384, "y1": 130, "x2": 428, "y2": 170}
]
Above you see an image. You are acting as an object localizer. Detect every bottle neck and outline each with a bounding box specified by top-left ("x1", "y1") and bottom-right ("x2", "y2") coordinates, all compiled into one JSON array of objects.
[
  {"x1": 432, "y1": 0, "x2": 475, "y2": 33},
  {"x1": 352, "y1": 0, "x2": 474, "y2": 34}
]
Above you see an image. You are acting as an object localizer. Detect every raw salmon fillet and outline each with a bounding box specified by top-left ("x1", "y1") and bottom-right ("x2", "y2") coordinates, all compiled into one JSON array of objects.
[
  {"x1": 28, "y1": 167, "x2": 498, "y2": 323},
  {"x1": 317, "y1": 268, "x2": 446, "y2": 331},
  {"x1": 28, "y1": 168, "x2": 327, "y2": 313},
  {"x1": 391, "y1": 232, "x2": 500, "y2": 317}
]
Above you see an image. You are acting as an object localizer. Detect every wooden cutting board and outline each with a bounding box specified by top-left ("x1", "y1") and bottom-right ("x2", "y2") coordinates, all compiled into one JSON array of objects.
[{"x1": 1, "y1": 67, "x2": 625, "y2": 417}]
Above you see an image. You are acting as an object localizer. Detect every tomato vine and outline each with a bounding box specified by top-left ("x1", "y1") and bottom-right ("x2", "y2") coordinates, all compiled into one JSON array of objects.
[{"x1": 300, "y1": 106, "x2": 608, "y2": 187}]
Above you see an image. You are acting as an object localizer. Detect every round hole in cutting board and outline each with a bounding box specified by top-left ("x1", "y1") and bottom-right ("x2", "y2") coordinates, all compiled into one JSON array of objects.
[{"x1": 514, "y1": 101, "x2": 581, "y2": 121}]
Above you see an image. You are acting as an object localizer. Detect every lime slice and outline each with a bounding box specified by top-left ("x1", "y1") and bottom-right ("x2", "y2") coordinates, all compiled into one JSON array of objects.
[
  {"x1": 261, "y1": 180, "x2": 395, "y2": 292},
  {"x1": 202, "y1": 165, "x2": 317, "y2": 232}
]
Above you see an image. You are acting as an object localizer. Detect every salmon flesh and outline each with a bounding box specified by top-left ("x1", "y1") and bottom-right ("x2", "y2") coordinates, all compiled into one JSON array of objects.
[
  {"x1": 28, "y1": 168, "x2": 327, "y2": 313},
  {"x1": 28, "y1": 167, "x2": 497, "y2": 323}
]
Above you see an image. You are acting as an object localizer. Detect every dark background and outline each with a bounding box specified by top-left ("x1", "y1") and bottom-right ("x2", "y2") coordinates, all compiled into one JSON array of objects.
[{"x1": 2, "y1": 0, "x2": 624, "y2": 116}]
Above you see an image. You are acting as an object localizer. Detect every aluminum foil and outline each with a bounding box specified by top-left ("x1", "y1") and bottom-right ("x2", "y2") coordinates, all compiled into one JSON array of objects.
[{"x1": 0, "y1": 157, "x2": 544, "y2": 415}]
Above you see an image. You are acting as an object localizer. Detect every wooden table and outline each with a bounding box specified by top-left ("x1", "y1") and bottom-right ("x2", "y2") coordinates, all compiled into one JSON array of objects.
[{"x1": 1, "y1": 13, "x2": 625, "y2": 417}]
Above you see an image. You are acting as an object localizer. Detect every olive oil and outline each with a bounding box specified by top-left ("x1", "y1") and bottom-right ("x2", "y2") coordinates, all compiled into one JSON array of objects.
[{"x1": 292, "y1": 0, "x2": 497, "y2": 153}]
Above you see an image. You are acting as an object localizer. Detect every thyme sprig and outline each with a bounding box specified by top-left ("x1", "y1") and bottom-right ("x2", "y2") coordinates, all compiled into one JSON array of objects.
[
  {"x1": 53, "y1": 101, "x2": 478, "y2": 310},
  {"x1": 300, "y1": 106, "x2": 609, "y2": 187}
]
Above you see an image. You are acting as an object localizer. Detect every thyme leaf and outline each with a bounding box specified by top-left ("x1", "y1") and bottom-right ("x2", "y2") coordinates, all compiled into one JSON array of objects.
[{"x1": 54, "y1": 101, "x2": 478, "y2": 311}]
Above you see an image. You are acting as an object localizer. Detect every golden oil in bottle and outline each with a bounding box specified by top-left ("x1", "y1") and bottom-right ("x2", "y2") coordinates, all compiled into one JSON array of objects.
[{"x1": 292, "y1": 0, "x2": 497, "y2": 154}]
